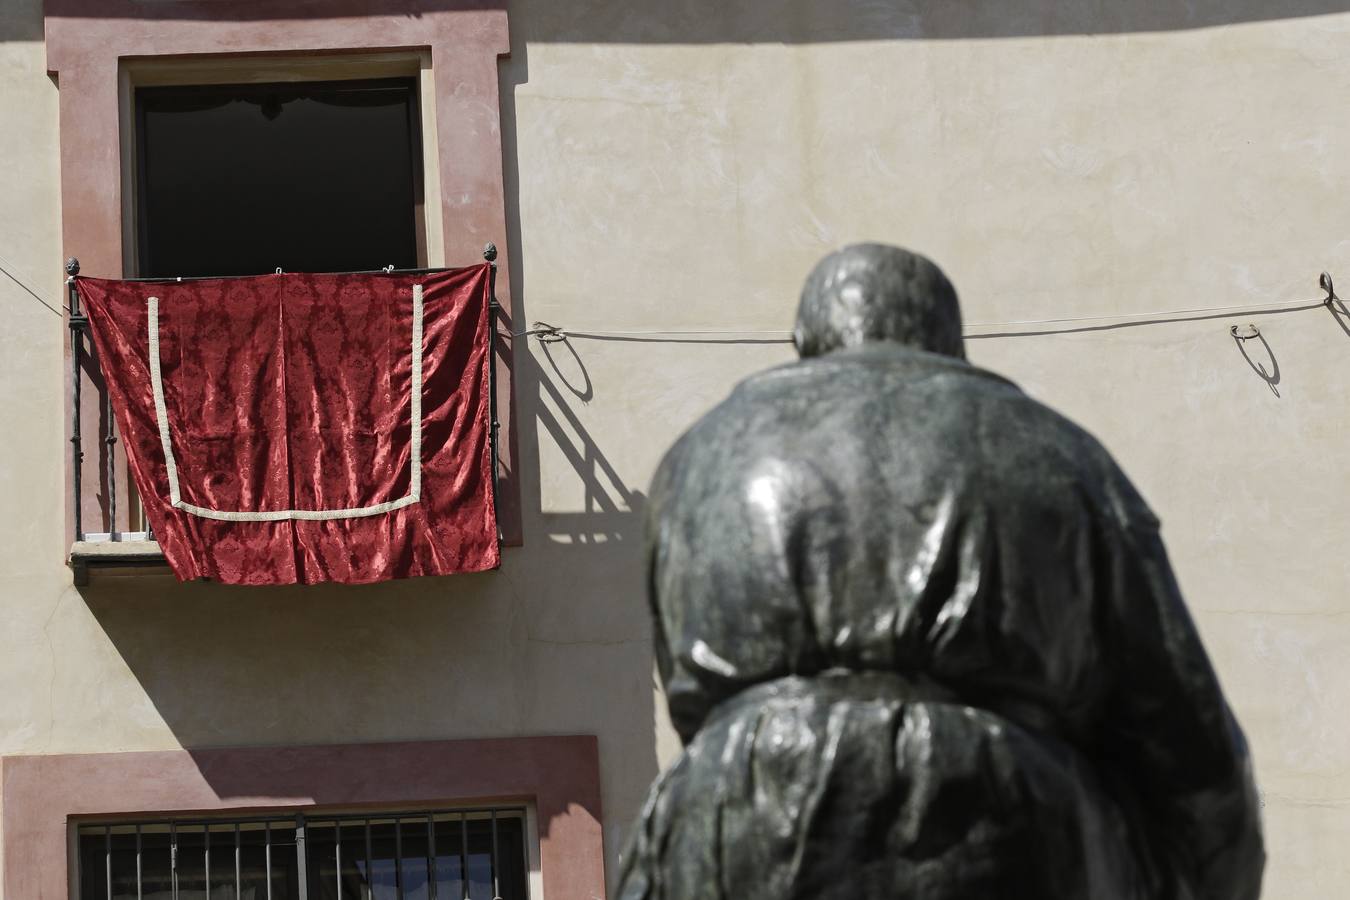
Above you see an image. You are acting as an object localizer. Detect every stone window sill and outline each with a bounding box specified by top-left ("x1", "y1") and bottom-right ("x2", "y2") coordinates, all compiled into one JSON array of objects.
[{"x1": 69, "y1": 540, "x2": 168, "y2": 585}]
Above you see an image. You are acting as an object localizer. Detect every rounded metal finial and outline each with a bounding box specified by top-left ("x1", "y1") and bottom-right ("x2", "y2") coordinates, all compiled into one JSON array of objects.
[
  {"x1": 483, "y1": 242, "x2": 498, "y2": 262},
  {"x1": 65, "y1": 257, "x2": 80, "y2": 276}
]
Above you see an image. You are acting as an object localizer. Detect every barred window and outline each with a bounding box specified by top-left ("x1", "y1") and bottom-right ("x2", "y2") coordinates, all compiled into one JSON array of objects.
[{"x1": 76, "y1": 808, "x2": 529, "y2": 900}]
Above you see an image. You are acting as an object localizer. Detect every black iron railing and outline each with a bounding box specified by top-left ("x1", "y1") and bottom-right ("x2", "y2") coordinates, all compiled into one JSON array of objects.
[{"x1": 66, "y1": 246, "x2": 503, "y2": 547}]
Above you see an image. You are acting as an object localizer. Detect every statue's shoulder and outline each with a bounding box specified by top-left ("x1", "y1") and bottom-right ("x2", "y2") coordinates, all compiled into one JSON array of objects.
[
  {"x1": 993, "y1": 385, "x2": 1162, "y2": 534},
  {"x1": 653, "y1": 350, "x2": 1160, "y2": 533}
]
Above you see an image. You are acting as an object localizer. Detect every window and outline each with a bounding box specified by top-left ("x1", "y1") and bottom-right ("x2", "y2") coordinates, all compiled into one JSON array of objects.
[
  {"x1": 133, "y1": 77, "x2": 425, "y2": 278},
  {"x1": 76, "y1": 808, "x2": 530, "y2": 900},
  {"x1": 51, "y1": 16, "x2": 525, "y2": 557},
  {"x1": 96, "y1": 73, "x2": 431, "y2": 542}
]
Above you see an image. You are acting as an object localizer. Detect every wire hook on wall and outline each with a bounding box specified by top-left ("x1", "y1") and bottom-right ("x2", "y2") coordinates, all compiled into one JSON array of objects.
[
  {"x1": 1230, "y1": 324, "x2": 1261, "y2": 341},
  {"x1": 1320, "y1": 271, "x2": 1336, "y2": 305},
  {"x1": 517, "y1": 321, "x2": 567, "y2": 343}
]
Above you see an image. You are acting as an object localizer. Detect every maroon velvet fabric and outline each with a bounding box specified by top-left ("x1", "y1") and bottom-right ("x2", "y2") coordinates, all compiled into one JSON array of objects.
[{"x1": 77, "y1": 267, "x2": 499, "y2": 584}]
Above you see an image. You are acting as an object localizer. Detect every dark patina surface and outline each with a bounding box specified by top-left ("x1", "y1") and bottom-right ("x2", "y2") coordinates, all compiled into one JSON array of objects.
[{"x1": 619, "y1": 245, "x2": 1263, "y2": 900}]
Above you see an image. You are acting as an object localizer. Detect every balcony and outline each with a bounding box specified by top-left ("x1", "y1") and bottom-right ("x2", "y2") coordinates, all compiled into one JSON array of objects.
[
  {"x1": 65, "y1": 258, "x2": 167, "y2": 584},
  {"x1": 64, "y1": 250, "x2": 504, "y2": 586}
]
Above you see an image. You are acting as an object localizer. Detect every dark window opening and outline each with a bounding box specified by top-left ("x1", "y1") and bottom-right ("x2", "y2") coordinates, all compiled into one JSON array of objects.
[{"x1": 135, "y1": 77, "x2": 424, "y2": 278}]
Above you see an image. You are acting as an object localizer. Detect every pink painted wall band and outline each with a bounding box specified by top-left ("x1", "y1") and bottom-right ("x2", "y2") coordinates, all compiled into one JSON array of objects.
[{"x1": 2, "y1": 736, "x2": 606, "y2": 899}]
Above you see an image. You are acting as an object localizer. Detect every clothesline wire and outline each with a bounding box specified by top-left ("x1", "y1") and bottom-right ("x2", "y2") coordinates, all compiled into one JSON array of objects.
[
  {"x1": 2, "y1": 259, "x2": 1332, "y2": 339},
  {"x1": 0, "y1": 256, "x2": 69, "y2": 318},
  {"x1": 509, "y1": 292, "x2": 1333, "y2": 342}
]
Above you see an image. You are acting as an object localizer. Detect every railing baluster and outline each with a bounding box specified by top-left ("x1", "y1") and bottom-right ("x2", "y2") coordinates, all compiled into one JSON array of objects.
[
  {"x1": 67, "y1": 258, "x2": 84, "y2": 543},
  {"x1": 484, "y1": 244, "x2": 502, "y2": 545},
  {"x1": 106, "y1": 380, "x2": 117, "y2": 537}
]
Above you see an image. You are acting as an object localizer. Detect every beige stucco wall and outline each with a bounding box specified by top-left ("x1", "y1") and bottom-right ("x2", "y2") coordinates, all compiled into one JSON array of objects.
[{"x1": 2, "y1": 2, "x2": 1348, "y2": 897}]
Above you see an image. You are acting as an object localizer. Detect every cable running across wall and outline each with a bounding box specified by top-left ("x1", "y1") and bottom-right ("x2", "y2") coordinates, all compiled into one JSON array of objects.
[
  {"x1": 6, "y1": 258, "x2": 1338, "y2": 341},
  {"x1": 511, "y1": 278, "x2": 1341, "y2": 344},
  {"x1": 0, "y1": 256, "x2": 70, "y2": 317}
]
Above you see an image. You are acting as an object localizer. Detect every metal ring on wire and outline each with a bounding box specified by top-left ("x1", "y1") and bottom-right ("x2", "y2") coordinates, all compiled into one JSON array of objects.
[{"x1": 1230, "y1": 324, "x2": 1261, "y2": 341}]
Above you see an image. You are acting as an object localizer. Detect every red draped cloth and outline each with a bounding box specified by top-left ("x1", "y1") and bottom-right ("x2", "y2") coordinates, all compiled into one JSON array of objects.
[{"x1": 77, "y1": 266, "x2": 499, "y2": 584}]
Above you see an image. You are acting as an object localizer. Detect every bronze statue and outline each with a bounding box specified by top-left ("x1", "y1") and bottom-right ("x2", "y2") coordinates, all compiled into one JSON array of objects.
[{"x1": 619, "y1": 245, "x2": 1263, "y2": 900}]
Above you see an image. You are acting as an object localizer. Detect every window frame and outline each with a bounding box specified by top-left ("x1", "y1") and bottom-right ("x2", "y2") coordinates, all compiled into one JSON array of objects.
[
  {"x1": 131, "y1": 74, "x2": 428, "y2": 279},
  {"x1": 110, "y1": 54, "x2": 450, "y2": 541},
  {"x1": 46, "y1": 2, "x2": 525, "y2": 553},
  {"x1": 1, "y1": 736, "x2": 601, "y2": 900},
  {"x1": 73, "y1": 805, "x2": 539, "y2": 900}
]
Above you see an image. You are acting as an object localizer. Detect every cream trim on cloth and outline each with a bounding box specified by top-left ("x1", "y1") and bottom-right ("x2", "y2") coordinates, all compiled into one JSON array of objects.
[{"x1": 146, "y1": 286, "x2": 424, "y2": 522}]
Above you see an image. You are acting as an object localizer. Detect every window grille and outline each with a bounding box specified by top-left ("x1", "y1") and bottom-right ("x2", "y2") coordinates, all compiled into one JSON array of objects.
[{"x1": 75, "y1": 807, "x2": 529, "y2": 900}]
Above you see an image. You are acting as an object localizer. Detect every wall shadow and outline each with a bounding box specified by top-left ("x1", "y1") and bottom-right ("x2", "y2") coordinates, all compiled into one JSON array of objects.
[
  {"x1": 0, "y1": 0, "x2": 42, "y2": 42},
  {"x1": 512, "y1": 0, "x2": 1350, "y2": 43},
  {"x1": 40, "y1": 0, "x2": 1350, "y2": 39}
]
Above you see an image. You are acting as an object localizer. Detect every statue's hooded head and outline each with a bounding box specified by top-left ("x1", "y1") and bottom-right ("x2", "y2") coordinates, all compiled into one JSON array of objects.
[{"x1": 794, "y1": 243, "x2": 965, "y2": 360}]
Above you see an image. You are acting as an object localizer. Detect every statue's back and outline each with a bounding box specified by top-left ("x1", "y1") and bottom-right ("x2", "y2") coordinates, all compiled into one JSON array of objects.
[{"x1": 623, "y1": 246, "x2": 1262, "y2": 900}]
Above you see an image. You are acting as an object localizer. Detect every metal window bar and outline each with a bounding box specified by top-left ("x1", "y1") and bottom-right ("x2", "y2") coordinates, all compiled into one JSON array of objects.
[
  {"x1": 394, "y1": 818, "x2": 403, "y2": 900},
  {"x1": 296, "y1": 815, "x2": 309, "y2": 898},
  {"x1": 65, "y1": 249, "x2": 504, "y2": 549},
  {"x1": 490, "y1": 810, "x2": 499, "y2": 900},
  {"x1": 427, "y1": 814, "x2": 437, "y2": 900},
  {"x1": 460, "y1": 812, "x2": 470, "y2": 900},
  {"x1": 364, "y1": 820, "x2": 373, "y2": 900}
]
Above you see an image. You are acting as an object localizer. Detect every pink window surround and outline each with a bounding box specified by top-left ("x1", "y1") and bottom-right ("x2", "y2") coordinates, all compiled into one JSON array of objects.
[
  {"x1": 1, "y1": 736, "x2": 605, "y2": 899},
  {"x1": 45, "y1": 0, "x2": 523, "y2": 547}
]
